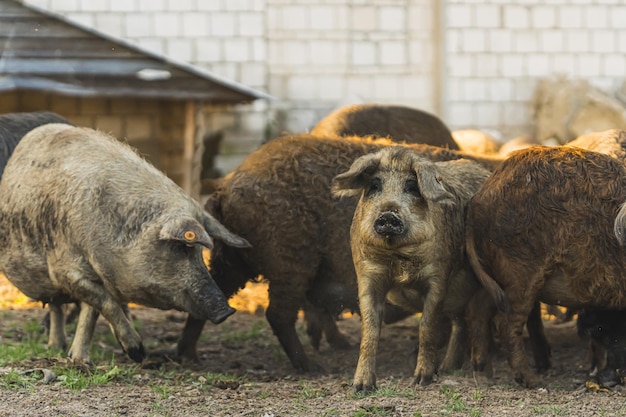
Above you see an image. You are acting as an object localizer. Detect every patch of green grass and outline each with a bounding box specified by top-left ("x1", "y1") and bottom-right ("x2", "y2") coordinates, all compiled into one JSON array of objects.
[
  {"x1": 441, "y1": 386, "x2": 481, "y2": 416},
  {"x1": 0, "y1": 369, "x2": 37, "y2": 390},
  {"x1": 472, "y1": 389, "x2": 483, "y2": 400},
  {"x1": 0, "y1": 340, "x2": 60, "y2": 365},
  {"x1": 351, "y1": 406, "x2": 394, "y2": 416},
  {"x1": 532, "y1": 405, "x2": 565, "y2": 415},
  {"x1": 201, "y1": 372, "x2": 244, "y2": 390},
  {"x1": 151, "y1": 383, "x2": 171, "y2": 400},
  {"x1": 350, "y1": 382, "x2": 417, "y2": 400},
  {"x1": 55, "y1": 362, "x2": 138, "y2": 391},
  {"x1": 319, "y1": 409, "x2": 340, "y2": 417},
  {"x1": 298, "y1": 380, "x2": 330, "y2": 399},
  {"x1": 221, "y1": 320, "x2": 267, "y2": 344},
  {"x1": 257, "y1": 390, "x2": 271, "y2": 399},
  {"x1": 291, "y1": 399, "x2": 309, "y2": 414}
]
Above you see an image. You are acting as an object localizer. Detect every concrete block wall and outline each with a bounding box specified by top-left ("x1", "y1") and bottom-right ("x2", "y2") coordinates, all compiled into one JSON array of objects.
[
  {"x1": 266, "y1": 0, "x2": 440, "y2": 135},
  {"x1": 20, "y1": 0, "x2": 626, "y2": 166},
  {"x1": 446, "y1": 1, "x2": 626, "y2": 140}
]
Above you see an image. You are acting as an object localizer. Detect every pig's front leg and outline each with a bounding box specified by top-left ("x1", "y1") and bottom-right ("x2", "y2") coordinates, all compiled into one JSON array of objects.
[
  {"x1": 353, "y1": 262, "x2": 389, "y2": 393},
  {"x1": 413, "y1": 278, "x2": 446, "y2": 386},
  {"x1": 177, "y1": 316, "x2": 206, "y2": 362},
  {"x1": 53, "y1": 264, "x2": 145, "y2": 363}
]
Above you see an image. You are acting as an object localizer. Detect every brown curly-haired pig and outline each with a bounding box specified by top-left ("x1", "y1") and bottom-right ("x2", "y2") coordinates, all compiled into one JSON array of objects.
[
  {"x1": 311, "y1": 103, "x2": 459, "y2": 150},
  {"x1": 176, "y1": 133, "x2": 504, "y2": 372},
  {"x1": 466, "y1": 146, "x2": 626, "y2": 388},
  {"x1": 331, "y1": 147, "x2": 490, "y2": 391}
]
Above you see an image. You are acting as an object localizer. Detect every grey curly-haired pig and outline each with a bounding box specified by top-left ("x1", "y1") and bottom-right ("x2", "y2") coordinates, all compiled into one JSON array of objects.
[
  {"x1": 466, "y1": 146, "x2": 626, "y2": 388},
  {"x1": 0, "y1": 124, "x2": 249, "y2": 363},
  {"x1": 0, "y1": 111, "x2": 74, "y2": 350},
  {"x1": 311, "y1": 103, "x2": 459, "y2": 149},
  {"x1": 331, "y1": 146, "x2": 490, "y2": 391},
  {"x1": 176, "y1": 133, "x2": 504, "y2": 372}
]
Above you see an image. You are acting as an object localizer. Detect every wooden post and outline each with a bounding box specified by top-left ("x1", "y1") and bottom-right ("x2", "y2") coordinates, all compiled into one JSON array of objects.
[{"x1": 182, "y1": 100, "x2": 196, "y2": 198}]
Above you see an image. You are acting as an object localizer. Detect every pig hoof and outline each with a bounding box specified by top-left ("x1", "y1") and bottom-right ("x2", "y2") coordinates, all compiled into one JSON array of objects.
[
  {"x1": 514, "y1": 373, "x2": 539, "y2": 388},
  {"x1": 596, "y1": 369, "x2": 620, "y2": 388},
  {"x1": 353, "y1": 383, "x2": 376, "y2": 394},
  {"x1": 126, "y1": 344, "x2": 146, "y2": 363},
  {"x1": 412, "y1": 374, "x2": 433, "y2": 386}
]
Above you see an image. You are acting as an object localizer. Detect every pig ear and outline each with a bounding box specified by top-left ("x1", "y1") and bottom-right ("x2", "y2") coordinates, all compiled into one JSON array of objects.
[
  {"x1": 202, "y1": 214, "x2": 252, "y2": 249},
  {"x1": 331, "y1": 152, "x2": 382, "y2": 198},
  {"x1": 411, "y1": 156, "x2": 455, "y2": 204},
  {"x1": 160, "y1": 217, "x2": 214, "y2": 249}
]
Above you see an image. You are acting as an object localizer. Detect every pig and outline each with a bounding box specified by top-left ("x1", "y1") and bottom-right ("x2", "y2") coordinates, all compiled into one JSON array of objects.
[
  {"x1": 564, "y1": 129, "x2": 626, "y2": 160},
  {"x1": 452, "y1": 129, "x2": 501, "y2": 154},
  {"x1": 577, "y1": 308, "x2": 626, "y2": 387},
  {"x1": 330, "y1": 146, "x2": 491, "y2": 390},
  {"x1": 0, "y1": 111, "x2": 74, "y2": 349},
  {"x1": 0, "y1": 124, "x2": 249, "y2": 363},
  {"x1": 497, "y1": 135, "x2": 541, "y2": 156},
  {"x1": 466, "y1": 146, "x2": 626, "y2": 387},
  {"x1": 176, "y1": 133, "x2": 505, "y2": 372},
  {"x1": 0, "y1": 111, "x2": 72, "y2": 177},
  {"x1": 310, "y1": 104, "x2": 460, "y2": 150}
]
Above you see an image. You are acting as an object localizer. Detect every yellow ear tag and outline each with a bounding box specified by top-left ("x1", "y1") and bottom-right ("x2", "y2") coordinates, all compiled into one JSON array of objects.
[{"x1": 184, "y1": 231, "x2": 196, "y2": 241}]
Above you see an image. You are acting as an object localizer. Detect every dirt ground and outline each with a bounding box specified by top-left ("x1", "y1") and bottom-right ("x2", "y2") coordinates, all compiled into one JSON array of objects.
[{"x1": 2, "y1": 279, "x2": 626, "y2": 417}]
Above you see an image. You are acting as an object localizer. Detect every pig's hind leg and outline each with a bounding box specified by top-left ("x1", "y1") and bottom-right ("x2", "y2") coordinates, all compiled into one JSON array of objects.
[
  {"x1": 438, "y1": 316, "x2": 468, "y2": 373},
  {"x1": 304, "y1": 303, "x2": 351, "y2": 351},
  {"x1": 47, "y1": 301, "x2": 67, "y2": 351},
  {"x1": 265, "y1": 271, "x2": 322, "y2": 373},
  {"x1": 67, "y1": 302, "x2": 100, "y2": 363},
  {"x1": 495, "y1": 275, "x2": 545, "y2": 388}
]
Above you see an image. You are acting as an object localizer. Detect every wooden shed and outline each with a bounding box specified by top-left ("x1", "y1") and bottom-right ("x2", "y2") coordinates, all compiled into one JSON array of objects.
[{"x1": 0, "y1": 0, "x2": 270, "y2": 199}]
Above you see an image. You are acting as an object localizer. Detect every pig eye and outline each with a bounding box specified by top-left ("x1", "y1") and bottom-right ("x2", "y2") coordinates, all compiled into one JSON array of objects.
[
  {"x1": 404, "y1": 179, "x2": 421, "y2": 197},
  {"x1": 365, "y1": 177, "x2": 382, "y2": 197}
]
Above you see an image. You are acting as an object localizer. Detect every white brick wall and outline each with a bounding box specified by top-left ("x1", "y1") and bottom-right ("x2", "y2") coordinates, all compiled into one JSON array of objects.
[
  {"x1": 21, "y1": 0, "x2": 626, "y2": 163},
  {"x1": 446, "y1": 1, "x2": 626, "y2": 139}
]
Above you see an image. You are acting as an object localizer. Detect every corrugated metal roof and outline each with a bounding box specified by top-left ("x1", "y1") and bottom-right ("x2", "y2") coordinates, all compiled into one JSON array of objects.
[{"x1": 0, "y1": 0, "x2": 272, "y2": 102}]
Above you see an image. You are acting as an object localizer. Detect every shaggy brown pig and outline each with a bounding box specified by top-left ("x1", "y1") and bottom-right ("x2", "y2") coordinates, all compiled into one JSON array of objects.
[
  {"x1": 311, "y1": 103, "x2": 459, "y2": 149},
  {"x1": 0, "y1": 124, "x2": 248, "y2": 363},
  {"x1": 565, "y1": 129, "x2": 626, "y2": 159},
  {"x1": 466, "y1": 146, "x2": 626, "y2": 387},
  {"x1": 331, "y1": 146, "x2": 490, "y2": 391},
  {"x1": 177, "y1": 133, "x2": 504, "y2": 372}
]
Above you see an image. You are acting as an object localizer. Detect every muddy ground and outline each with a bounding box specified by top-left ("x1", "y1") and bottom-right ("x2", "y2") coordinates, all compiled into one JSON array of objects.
[{"x1": 1, "y1": 280, "x2": 626, "y2": 417}]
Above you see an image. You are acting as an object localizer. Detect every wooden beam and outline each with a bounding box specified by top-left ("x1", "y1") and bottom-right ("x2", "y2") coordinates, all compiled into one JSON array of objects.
[{"x1": 182, "y1": 101, "x2": 196, "y2": 198}]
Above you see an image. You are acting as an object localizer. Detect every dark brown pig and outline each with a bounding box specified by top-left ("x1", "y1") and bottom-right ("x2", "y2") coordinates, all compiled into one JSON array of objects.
[
  {"x1": 0, "y1": 111, "x2": 72, "y2": 177},
  {"x1": 331, "y1": 146, "x2": 490, "y2": 391},
  {"x1": 177, "y1": 133, "x2": 505, "y2": 372},
  {"x1": 0, "y1": 124, "x2": 248, "y2": 363},
  {"x1": 311, "y1": 104, "x2": 459, "y2": 149},
  {"x1": 466, "y1": 146, "x2": 626, "y2": 387},
  {"x1": 577, "y1": 308, "x2": 626, "y2": 387}
]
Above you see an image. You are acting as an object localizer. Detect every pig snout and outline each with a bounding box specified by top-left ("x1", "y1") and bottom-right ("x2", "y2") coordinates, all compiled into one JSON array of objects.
[
  {"x1": 211, "y1": 303, "x2": 236, "y2": 324},
  {"x1": 204, "y1": 291, "x2": 236, "y2": 324},
  {"x1": 374, "y1": 211, "x2": 404, "y2": 237},
  {"x1": 191, "y1": 283, "x2": 236, "y2": 324}
]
